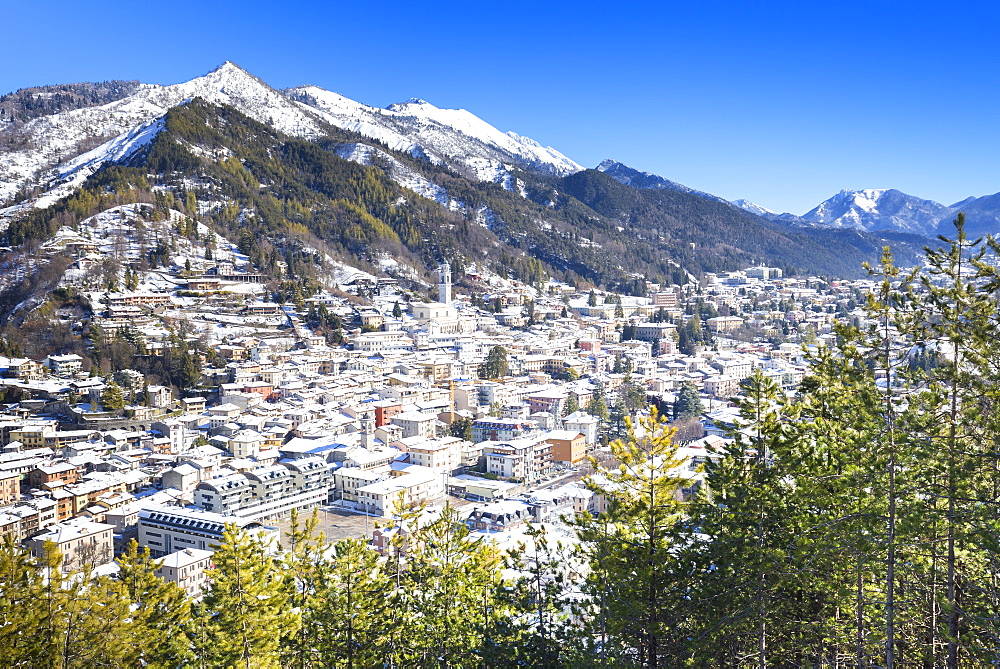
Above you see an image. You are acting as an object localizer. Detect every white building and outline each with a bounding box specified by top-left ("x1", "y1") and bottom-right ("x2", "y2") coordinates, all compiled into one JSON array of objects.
[
  {"x1": 193, "y1": 457, "x2": 330, "y2": 522},
  {"x1": 137, "y1": 505, "x2": 278, "y2": 558},
  {"x1": 563, "y1": 411, "x2": 601, "y2": 445},
  {"x1": 156, "y1": 548, "x2": 213, "y2": 598},
  {"x1": 406, "y1": 436, "x2": 465, "y2": 472},
  {"x1": 332, "y1": 467, "x2": 390, "y2": 504},
  {"x1": 29, "y1": 520, "x2": 115, "y2": 572},
  {"x1": 356, "y1": 465, "x2": 443, "y2": 517},
  {"x1": 391, "y1": 411, "x2": 438, "y2": 439}
]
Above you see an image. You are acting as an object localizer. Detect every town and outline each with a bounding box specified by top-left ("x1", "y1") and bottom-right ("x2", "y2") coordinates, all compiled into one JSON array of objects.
[{"x1": 0, "y1": 202, "x2": 880, "y2": 593}]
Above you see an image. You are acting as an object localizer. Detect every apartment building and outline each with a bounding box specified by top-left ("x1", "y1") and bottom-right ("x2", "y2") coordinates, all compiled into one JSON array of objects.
[
  {"x1": 156, "y1": 548, "x2": 214, "y2": 598},
  {"x1": 193, "y1": 457, "x2": 330, "y2": 522},
  {"x1": 137, "y1": 505, "x2": 278, "y2": 558},
  {"x1": 30, "y1": 520, "x2": 115, "y2": 572}
]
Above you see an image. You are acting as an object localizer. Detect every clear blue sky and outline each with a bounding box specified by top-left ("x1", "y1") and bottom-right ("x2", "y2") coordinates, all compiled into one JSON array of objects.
[{"x1": 4, "y1": 0, "x2": 999, "y2": 215}]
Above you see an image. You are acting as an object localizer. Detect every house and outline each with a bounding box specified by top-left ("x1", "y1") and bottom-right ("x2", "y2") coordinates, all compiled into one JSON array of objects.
[
  {"x1": 45, "y1": 353, "x2": 84, "y2": 375},
  {"x1": 563, "y1": 411, "x2": 601, "y2": 445},
  {"x1": 373, "y1": 400, "x2": 403, "y2": 427},
  {"x1": 0, "y1": 470, "x2": 18, "y2": 504},
  {"x1": 181, "y1": 397, "x2": 207, "y2": 413},
  {"x1": 244, "y1": 302, "x2": 284, "y2": 317},
  {"x1": 545, "y1": 430, "x2": 587, "y2": 465},
  {"x1": 471, "y1": 418, "x2": 535, "y2": 443},
  {"x1": 228, "y1": 431, "x2": 263, "y2": 459},
  {"x1": 161, "y1": 463, "x2": 202, "y2": 493},
  {"x1": 29, "y1": 520, "x2": 115, "y2": 572},
  {"x1": 146, "y1": 385, "x2": 172, "y2": 408},
  {"x1": 332, "y1": 467, "x2": 389, "y2": 504},
  {"x1": 156, "y1": 548, "x2": 214, "y2": 598},
  {"x1": 208, "y1": 403, "x2": 243, "y2": 429},
  {"x1": 406, "y1": 437, "x2": 464, "y2": 472},
  {"x1": 465, "y1": 499, "x2": 533, "y2": 532},
  {"x1": 484, "y1": 436, "x2": 553, "y2": 481},
  {"x1": 29, "y1": 462, "x2": 80, "y2": 488},
  {"x1": 390, "y1": 411, "x2": 438, "y2": 439},
  {"x1": 105, "y1": 292, "x2": 171, "y2": 308},
  {"x1": 186, "y1": 277, "x2": 221, "y2": 291},
  {"x1": 4, "y1": 358, "x2": 44, "y2": 381},
  {"x1": 706, "y1": 316, "x2": 745, "y2": 333},
  {"x1": 356, "y1": 465, "x2": 442, "y2": 517}
]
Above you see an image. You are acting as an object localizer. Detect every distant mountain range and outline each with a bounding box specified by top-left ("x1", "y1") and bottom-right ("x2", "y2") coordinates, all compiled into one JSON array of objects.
[
  {"x1": 0, "y1": 61, "x2": 970, "y2": 287},
  {"x1": 733, "y1": 188, "x2": 1000, "y2": 238}
]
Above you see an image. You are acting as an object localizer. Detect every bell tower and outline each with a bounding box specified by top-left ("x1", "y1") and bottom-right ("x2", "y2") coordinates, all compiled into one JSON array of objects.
[{"x1": 438, "y1": 262, "x2": 452, "y2": 305}]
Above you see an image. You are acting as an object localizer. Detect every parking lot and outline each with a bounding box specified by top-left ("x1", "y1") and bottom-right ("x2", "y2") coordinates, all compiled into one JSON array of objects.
[
  {"x1": 269, "y1": 506, "x2": 381, "y2": 548},
  {"x1": 269, "y1": 497, "x2": 477, "y2": 548}
]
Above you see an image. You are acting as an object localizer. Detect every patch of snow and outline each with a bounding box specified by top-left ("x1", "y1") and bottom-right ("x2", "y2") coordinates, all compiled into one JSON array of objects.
[{"x1": 334, "y1": 142, "x2": 469, "y2": 211}]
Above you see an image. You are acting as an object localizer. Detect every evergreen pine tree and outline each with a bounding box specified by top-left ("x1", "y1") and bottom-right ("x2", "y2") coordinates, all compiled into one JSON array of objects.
[
  {"x1": 0, "y1": 540, "x2": 48, "y2": 666},
  {"x1": 312, "y1": 538, "x2": 392, "y2": 667},
  {"x1": 673, "y1": 381, "x2": 704, "y2": 420},
  {"x1": 100, "y1": 380, "x2": 125, "y2": 413},
  {"x1": 116, "y1": 540, "x2": 194, "y2": 668},
  {"x1": 572, "y1": 408, "x2": 691, "y2": 666},
  {"x1": 393, "y1": 504, "x2": 508, "y2": 666},
  {"x1": 479, "y1": 345, "x2": 509, "y2": 380},
  {"x1": 202, "y1": 525, "x2": 299, "y2": 668}
]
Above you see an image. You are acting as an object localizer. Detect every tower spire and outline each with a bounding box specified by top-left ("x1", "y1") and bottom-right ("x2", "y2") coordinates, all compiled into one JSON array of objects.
[{"x1": 438, "y1": 261, "x2": 452, "y2": 304}]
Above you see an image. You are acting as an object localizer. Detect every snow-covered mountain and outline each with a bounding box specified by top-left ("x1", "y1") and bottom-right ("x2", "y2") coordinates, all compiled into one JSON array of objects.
[
  {"x1": 732, "y1": 199, "x2": 819, "y2": 227},
  {"x1": 731, "y1": 199, "x2": 773, "y2": 217},
  {"x1": 0, "y1": 62, "x2": 581, "y2": 209},
  {"x1": 0, "y1": 62, "x2": 330, "y2": 205},
  {"x1": 596, "y1": 159, "x2": 722, "y2": 201},
  {"x1": 802, "y1": 188, "x2": 951, "y2": 236},
  {"x1": 285, "y1": 86, "x2": 580, "y2": 184},
  {"x1": 10, "y1": 61, "x2": 1000, "y2": 247},
  {"x1": 939, "y1": 192, "x2": 1000, "y2": 237}
]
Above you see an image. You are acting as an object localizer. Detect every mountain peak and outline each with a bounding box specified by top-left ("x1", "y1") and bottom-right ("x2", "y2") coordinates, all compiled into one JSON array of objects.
[
  {"x1": 837, "y1": 187, "x2": 889, "y2": 200},
  {"x1": 804, "y1": 188, "x2": 948, "y2": 235},
  {"x1": 595, "y1": 159, "x2": 723, "y2": 202},
  {"x1": 205, "y1": 61, "x2": 255, "y2": 80},
  {"x1": 386, "y1": 98, "x2": 438, "y2": 112},
  {"x1": 292, "y1": 89, "x2": 580, "y2": 177},
  {"x1": 198, "y1": 61, "x2": 269, "y2": 88},
  {"x1": 0, "y1": 61, "x2": 331, "y2": 205},
  {"x1": 732, "y1": 199, "x2": 774, "y2": 216}
]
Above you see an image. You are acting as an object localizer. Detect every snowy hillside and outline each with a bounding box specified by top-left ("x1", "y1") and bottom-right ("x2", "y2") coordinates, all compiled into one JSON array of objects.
[
  {"x1": 0, "y1": 62, "x2": 583, "y2": 212},
  {"x1": 285, "y1": 86, "x2": 581, "y2": 185},
  {"x1": 0, "y1": 62, "x2": 326, "y2": 205}
]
